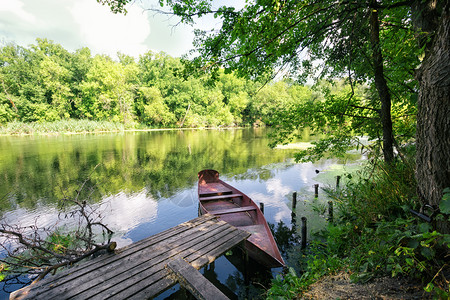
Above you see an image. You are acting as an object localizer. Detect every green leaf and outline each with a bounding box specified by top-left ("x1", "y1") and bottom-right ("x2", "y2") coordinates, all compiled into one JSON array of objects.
[
  {"x1": 418, "y1": 222, "x2": 431, "y2": 233},
  {"x1": 424, "y1": 282, "x2": 434, "y2": 293},
  {"x1": 420, "y1": 247, "x2": 434, "y2": 260},
  {"x1": 405, "y1": 258, "x2": 414, "y2": 266},
  {"x1": 440, "y1": 188, "x2": 450, "y2": 214},
  {"x1": 442, "y1": 234, "x2": 450, "y2": 248}
]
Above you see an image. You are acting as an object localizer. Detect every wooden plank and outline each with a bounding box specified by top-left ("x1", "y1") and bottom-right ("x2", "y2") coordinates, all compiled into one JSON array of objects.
[
  {"x1": 198, "y1": 182, "x2": 232, "y2": 196},
  {"x1": 104, "y1": 228, "x2": 245, "y2": 300},
  {"x1": 188, "y1": 231, "x2": 250, "y2": 269},
  {"x1": 14, "y1": 215, "x2": 226, "y2": 298},
  {"x1": 105, "y1": 228, "x2": 247, "y2": 300},
  {"x1": 13, "y1": 214, "x2": 218, "y2": 299},
  {"x1": 30, "y1": 220, "x2": 230, "y2": 300},
  {"x1": 126, "y1": 276, "x2": 175, "y2": 300},
  {"x1": 199, "y1": 193, "x2": 242, "y2": 201},
  {"x1": 210, "y1": 206, "x2": 256, "y2": 215},
  {"x1": 167, "y1": 258, "x2": 229, "y2": 300},
  {"x1": 125, "y1": 276, "x2": 175, "y2": 300},
  {"x1": 10, "y1": 214, "x2": 249, "y2": 300},
  {"x1": 69, "y1": 222, "x2": 239, "y2": 300}
]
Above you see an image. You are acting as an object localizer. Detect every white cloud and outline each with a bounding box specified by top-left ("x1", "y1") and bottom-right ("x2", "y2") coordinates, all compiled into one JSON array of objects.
[
  {"x1": 0, "y1": 189, "x2": 158, "y2": 249},
  {"x1": 98, "y1": 189, "x2": 158, "y2": 247},
  {"x1": 70, "y1": 0, "x2": 151, "y2": 58},
  {"x1": 0, "y1": 0, "x2": 195, "y2": 58},
  {"x1": 0, "y1": 0, "x2": 36, "y2": 23}
]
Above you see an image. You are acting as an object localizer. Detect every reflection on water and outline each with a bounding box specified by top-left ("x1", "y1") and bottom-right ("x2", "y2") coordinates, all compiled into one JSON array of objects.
[{"x1": 0, "y1": 128, "x2": 363, "y2": 299}]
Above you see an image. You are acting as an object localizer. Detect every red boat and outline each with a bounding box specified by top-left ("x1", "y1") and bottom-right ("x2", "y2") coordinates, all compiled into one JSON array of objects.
[{"x1": 198, "y1": 169, "x2": 285, "y2": 268}]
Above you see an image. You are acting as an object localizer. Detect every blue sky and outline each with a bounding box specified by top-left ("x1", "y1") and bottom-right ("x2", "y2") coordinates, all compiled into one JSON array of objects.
[{"x1": 0, "y1": 0, "x2": 197, "y2": 58}]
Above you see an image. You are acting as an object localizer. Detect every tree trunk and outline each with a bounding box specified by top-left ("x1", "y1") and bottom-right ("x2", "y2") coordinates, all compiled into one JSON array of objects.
[
  {"x1": 369, "y1": 1, "x2": 394, "y2": 163},
  {"x1": 415, "y1": 1, "x2": 450, "y2": 233}
]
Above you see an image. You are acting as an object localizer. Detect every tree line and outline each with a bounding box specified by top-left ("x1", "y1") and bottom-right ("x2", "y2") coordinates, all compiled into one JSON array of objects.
[{"x1": 0, "y1": 38, "x2": 325, "y2": 129}]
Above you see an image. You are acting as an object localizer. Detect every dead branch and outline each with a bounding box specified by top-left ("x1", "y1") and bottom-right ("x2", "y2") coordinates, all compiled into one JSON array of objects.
[
  {"x1": 0, "y1": 164, "x2": 115, "y2": 288},
  {"x1": 32, "y1": 241, "x2": 116, "y2": 284}
]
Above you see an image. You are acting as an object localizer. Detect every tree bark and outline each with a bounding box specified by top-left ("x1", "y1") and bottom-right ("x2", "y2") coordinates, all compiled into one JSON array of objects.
[
  {"x1": 369, "y1": 1, "x2": 394, "y2": 163},
  {"x1": 415, "y1": 1, "x2": 450, "y2": 233}
]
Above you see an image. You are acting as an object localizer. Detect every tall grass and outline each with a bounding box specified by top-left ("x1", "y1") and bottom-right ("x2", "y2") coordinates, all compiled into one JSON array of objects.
[
  {"x1": 0, "y1": 120, "x2": 125, "y2": 135},
  {"x1": 330, "y1": 154, "x2": 417, "y2": 227}
]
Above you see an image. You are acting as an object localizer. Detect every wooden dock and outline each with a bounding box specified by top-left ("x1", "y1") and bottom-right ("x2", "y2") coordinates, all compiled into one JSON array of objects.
[{"x1": 10, "y1": 214, "x2": 250, "y2": 300}]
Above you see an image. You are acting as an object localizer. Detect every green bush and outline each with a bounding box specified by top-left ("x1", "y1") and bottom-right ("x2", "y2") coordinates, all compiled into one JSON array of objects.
[{"x1": 268, "y1": 153, "x2": 449, "y2": 298}]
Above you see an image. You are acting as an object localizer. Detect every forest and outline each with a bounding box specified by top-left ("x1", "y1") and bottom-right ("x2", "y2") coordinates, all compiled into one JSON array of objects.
[{"x1": 1, "y1": 38, "x2": 324, "y2": 129}]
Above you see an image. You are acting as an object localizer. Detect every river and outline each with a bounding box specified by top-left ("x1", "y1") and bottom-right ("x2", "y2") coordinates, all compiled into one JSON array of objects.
[{"x1": 0, "y1": 128, "x2": 363, "y2": 299}]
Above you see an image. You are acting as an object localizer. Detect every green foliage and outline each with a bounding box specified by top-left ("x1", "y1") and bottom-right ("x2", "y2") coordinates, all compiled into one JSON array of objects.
[
  {"x1": 330, "y1": 156, "x2": 417, "y2": 227},
  {"x1": 267, "y1": 267, "x2": 306, "y2": 299},
  {"x1": 0, "y1": 96, "x2": 17, "y2": 123},
  {"x1": 3, "y1": 38, "x2": 413, "y2": 135},
  {"x1": 267, "y1": 244, "x2": 345, "y2": 298},
  {"x1": 77, "y1": 54, "x2": 137, "y2": 124},
  {"x1": 267, "y1": 80, "x2": 390, "y2": 162},
  {"x1": 47, "y1": 230, "x2": 77, "y2": 254},
  {"x1": 0, "y1": 263, "x2": 9, "y2": 282},
  {"x1": 387, "y1": 224, "x2": 449, "y2": 297},
  {"x1": 130, "y1": 0, "x2": 424, "y2": 164},
  {"x1": 440, "y1": 188, "x2": 450, "y2": 214},
  {"x1": 135, "y1": 86, "x2": 175, "y2": 126},
  {"x1": 0, "y1": 119, "x2": 124, "y2": 135},
  {"x1": 0, "y1": 41, "x2": 265, "y2": 129},
  {"x1": 269, "y1": 154, "x2": 449, "y2": 298}
]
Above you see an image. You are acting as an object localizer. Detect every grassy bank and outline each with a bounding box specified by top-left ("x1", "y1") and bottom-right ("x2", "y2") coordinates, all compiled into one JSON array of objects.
[
  {"x1": 0, "y1": 120, "x2": 246, "y2": 136},
  {"x1": 267, "y1": 150, "x2": 450, "y2": 299},
  {"x1": 0, "y1": 120, "x2": 129, "y2": 135}
]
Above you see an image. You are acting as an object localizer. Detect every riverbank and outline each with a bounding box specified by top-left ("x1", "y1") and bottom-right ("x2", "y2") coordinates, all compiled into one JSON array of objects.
[
  {"x1": 0, "y1": 120, "x2": 126, "y2": 136},
  {"x1": 0, "y1": 120, "x2": 246, "y2": 136},
  {"x1": 267, "y1": 151, "x2": 449, "y2": 299}
]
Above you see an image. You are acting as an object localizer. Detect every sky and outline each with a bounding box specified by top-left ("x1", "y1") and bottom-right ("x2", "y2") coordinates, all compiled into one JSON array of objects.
[{"x1": 0, "y1": 0, "x2": 198, "y2": 58}]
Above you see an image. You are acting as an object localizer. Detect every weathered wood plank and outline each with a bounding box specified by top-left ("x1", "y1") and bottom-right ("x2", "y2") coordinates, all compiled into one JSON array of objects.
[
  {"x1": 167, "y1": 258, "x2": 229, "y2": 300},
  {"x1": 10, "y1": 214, "x2": 249, "y2": 300},
  {"x1": 189, "y1": 231, "x2": 250, "y2": 269},
  {"x1": 63, "y1": 222, "x2": 239, "y2": 299},
  {"x1": 12, "y1": 214, "x2": 218, "y2": 299},
  {"x1": 126, "y1": 276, "x2": 175, "y2": 300},
  {"x1": 210, "y1": 206, "x2": 256, "y2": 215},
  {"x1": 126, "y1": 230, "x2": 250, "y2": 300},
  {"x1": 199, "y1": 193, "x2": 242, "y2": 201},
  {"x1": 30, "y1": 220, "x2": 230, "y2": 300},
  {"x1": 101, "y1": 229, "x2": 244, "y2": 300}
]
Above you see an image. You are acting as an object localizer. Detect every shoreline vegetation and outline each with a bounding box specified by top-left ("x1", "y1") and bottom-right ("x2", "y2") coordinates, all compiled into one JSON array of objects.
[
  {"x1": 267, "y1": 149, "x2": 450, "y2": 299},
  {"x1": 0, "y1": 119, "x2": 248, "y2": 136}
]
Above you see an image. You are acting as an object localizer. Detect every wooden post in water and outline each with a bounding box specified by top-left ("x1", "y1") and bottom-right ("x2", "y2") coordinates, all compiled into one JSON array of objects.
[
  {"x1": 292, "y1": 192, "x2": 298, "y2": 233},
  {"x1": 259, "y1": 202, "x2": 264, "y2": 214},
  {"x1": 292, "y1": 192, "x2": 297, "y2": 209},
  {"x1": 336, "y1": 176, "x2": 341, "y2": 189},
  {"x1": 328, "y1": 201, "x2": 334, "y2": 223},
  {"x1": 301, "y1": 217, "x2": 307, "y2": 249},
  {"x1": 314, "y1": 184, "x2": 319, "y2": 198}
]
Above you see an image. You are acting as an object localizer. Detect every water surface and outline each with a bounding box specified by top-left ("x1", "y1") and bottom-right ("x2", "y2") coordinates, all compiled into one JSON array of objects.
[{"x1": 0, "y1": 128, "x2": 362, "y2": 298}]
